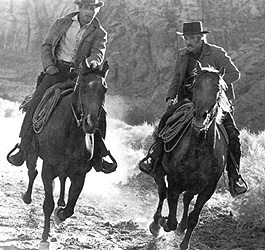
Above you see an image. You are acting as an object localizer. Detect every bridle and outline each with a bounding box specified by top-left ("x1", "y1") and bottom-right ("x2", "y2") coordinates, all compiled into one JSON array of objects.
[
  {"x1": 192, "y1": 71, "x2": 223, "y2": 133},
  {"x1": 71, "y1": 73, "x2": 105, "y2": 128}
]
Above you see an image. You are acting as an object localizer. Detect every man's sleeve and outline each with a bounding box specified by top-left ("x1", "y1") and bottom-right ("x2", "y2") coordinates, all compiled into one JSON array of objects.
[
  {"x1": 41, "y1": 19, "x2": 60, "y2": 71},
  {"x1": 167, "y1": 51, "x2": 181, "y2": 101},
  {"x1": 216, "y1": 48, "x2": 240, "y2": 84},
  {"x1": 86, "y1": 29, "x2": 107, "y2": 65}
]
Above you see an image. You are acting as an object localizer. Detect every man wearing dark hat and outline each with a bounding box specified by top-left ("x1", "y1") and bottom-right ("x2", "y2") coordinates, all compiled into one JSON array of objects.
[
  {"x1": 139, "y1": 21, "x2": 248, "y2": 197},
  {"x1": 7, "y1": 0, "x2": 117, "y2": 174}
]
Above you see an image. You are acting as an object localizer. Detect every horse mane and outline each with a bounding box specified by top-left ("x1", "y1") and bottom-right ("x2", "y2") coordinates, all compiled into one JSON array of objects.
[
  {"x1": 193, "y1": 65, "x2": 232, "y2": 124},
  {"x1": 82, "y1": 67, "x2": 102, "y2": 77},
  {"x1": 216, "y1": 77, "x2": 231, "y2": 123}
]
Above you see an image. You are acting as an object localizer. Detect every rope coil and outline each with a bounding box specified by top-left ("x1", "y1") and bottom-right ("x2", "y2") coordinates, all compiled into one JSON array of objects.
[
  {"x1": 32, "y1": 87, "x2": 61, "y2": 133},
  {"x1": 159, "y1": 102, "x2": 194, "y2": 152}
]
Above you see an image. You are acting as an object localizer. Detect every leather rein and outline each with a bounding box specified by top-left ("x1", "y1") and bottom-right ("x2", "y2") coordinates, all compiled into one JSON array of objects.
[{"x1": 71, "y1": 74, "x2": 103, "y2": 128}]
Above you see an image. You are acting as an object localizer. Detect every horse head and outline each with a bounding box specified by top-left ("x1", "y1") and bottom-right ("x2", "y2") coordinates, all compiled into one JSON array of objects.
[
  {"x1": 72, "y1": 61, "x2": 109, "y2": 134},
  {"x1": 192, "y1": 62, "x2": 231, "y2": 132}
]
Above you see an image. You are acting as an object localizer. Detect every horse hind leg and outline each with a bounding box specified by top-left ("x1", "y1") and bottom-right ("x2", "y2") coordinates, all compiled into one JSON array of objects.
[
  {"x1": 179, "y1": 187, "x2": 216, "y2": 250},
  {"x1": 149, "y1": 176, "x2": 167, "y2": 237},
  {"x1": 23, "y1": 150, "x2": 38, "y2": 204},
  {"x1": 178, "y1": 191, "x2": 194, "y2": 234}
]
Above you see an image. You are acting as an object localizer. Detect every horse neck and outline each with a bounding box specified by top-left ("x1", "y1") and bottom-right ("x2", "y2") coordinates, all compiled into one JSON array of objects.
[{"x1": 191, "y1": 119, "x2": 218, "y2": 150}]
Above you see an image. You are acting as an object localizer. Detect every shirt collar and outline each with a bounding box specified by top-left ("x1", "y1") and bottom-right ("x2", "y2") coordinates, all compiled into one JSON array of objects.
[{"x1": 72, "y1": 14, "x2": 93, "y2": 28}]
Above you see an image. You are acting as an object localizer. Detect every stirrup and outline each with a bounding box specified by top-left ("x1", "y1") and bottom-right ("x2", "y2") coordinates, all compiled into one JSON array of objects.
[
  {"x1": 101, "y1": 151, "x2": 117, "y2": 174},
  {"x1": 229, "y1": 175, "x2": 248, "y2": 197},
  {"x1": 238, "y1": 174, "x2": 248, "y2": 189},
  {"x1": 6, "y1": 143, "x2": 20, "y2": 164},
  {"x1": 138, "y1": 155, "x2": 154, "y2": 175}
]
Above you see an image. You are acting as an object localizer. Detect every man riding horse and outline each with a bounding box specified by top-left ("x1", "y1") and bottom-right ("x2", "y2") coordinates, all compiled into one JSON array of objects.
[
  {"x1": 139, "y1": 21, "x2": 248, "y2": 197},
  {"x1": 7, "y1": 0, "x2": 117, "y2": 173}
]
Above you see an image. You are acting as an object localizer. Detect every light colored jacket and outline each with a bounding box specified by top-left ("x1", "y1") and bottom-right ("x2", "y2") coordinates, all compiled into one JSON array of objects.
[
  {"x1": 41, "y1": 12, "x2": 107, "y2": 72},
  {"x1": 167, "y1": 42, "x2": 240, "y2": 101}
]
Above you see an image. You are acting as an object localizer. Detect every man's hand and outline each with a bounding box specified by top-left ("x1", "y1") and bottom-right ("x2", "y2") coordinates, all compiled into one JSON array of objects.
[
  {"x1": 87, "y1": 60, "x2": 98, "y2": 68},
  {"x1": 166, "y1": 98, "x2": 174, "y2": 108},
  {"x1": 45, "y1": 65, "x2": 58, "y2": 75}
]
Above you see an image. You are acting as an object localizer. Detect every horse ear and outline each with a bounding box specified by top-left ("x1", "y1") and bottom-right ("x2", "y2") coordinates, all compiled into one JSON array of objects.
[
  {"x1": 219, "y1": 67, "x2": 225, "y2": 77},
  {"x1": 196, "y1": 61, "x2": 203, "y2": 72},
  {"x1": 101, "y1": 61, "x2": 109, "y2": 78}
]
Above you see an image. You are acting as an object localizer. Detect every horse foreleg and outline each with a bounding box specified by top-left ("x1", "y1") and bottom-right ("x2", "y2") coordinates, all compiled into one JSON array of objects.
[
  {"x1": 149, "y1": 176, "x2": 167, "y2": 237},
  {"x1": 55, "y1": 173, "x2": 86, "y2": 222},
  {"x1": 23, "y1": 150, "x2": 38, "y2": 204},
  {"x1": 178, "y1": 191, "x2": 194, "y2": 234},
  {"x1": 164, "y1": 178, "x2": 179, "y2": 232},
  {"x1": 180, "y1": 187, "x2": 215, "y2": 250},
  {"x1": 154, "y1": 176, "x2": 167, "y2": 221},
  {"x1": 57, "y1": 174, "x2": 67, "y2": 207},
  {"x1": 41, "y1": 163, "x2": 55, "y2": 245}
]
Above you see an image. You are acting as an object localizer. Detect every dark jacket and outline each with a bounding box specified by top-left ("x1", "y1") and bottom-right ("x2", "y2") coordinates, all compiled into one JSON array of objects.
[
  {"x1": 41, "y1": 12, "x2": 107, "y2": 72},
  {"x1": 167, "y1": 42, "x2": 240, "y2": 101}
]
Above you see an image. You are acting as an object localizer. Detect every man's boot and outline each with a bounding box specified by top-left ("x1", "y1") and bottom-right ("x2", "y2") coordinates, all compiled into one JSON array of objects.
[
  {"x1": 227, "y1": 150, "x2": 248, "y2": 197},
  {"x1": 138, "y1": 139, "x2": 164, "y2": 176},
  {"x1": 92, "y1": 130, "x2": 117, "y2": 174}
]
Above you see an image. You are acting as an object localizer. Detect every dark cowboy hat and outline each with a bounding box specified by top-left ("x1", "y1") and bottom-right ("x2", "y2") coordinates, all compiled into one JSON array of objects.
[
  {"x1": 74, "y1": 0, "x2": 104, "y2": 7},
  {"x1": 176, "y1": 21, "x2": 209, "y2": 36}
]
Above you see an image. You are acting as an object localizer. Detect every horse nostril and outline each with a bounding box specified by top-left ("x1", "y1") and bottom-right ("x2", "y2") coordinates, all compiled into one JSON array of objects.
[{"x1": 202, "y1": 112, "x2": 207, "y2": 119}]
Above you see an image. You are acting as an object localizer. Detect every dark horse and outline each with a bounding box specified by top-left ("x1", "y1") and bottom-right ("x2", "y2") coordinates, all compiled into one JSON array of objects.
[
  {"x1": 21, "y1": 61, "x2": 109, "y2": 249},
  {"x1": 150, "y1": 62, "x2": 232, "y2": 250}
]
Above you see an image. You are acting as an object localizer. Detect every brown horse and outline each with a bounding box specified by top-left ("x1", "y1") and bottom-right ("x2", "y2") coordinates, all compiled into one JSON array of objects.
[
  {"x1": 150, "y1": 62, "x2": 232, "y2": 250},
  {"x1": 22, "y1": 61, "x2": 109, "y2": 250}
]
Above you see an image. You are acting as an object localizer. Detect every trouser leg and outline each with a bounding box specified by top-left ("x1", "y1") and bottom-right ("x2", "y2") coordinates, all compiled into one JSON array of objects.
[
  {"x1": 139, "y1": 99, "x2": 191, "y2": 175},
  {"x1": 223, "y1": 112, "x2": 248, "y2": 196},
  {"x1": 223, "y1": 112, "x2": 241, "y2": 178},
  {"x1": 98, "y1": 107, "x2": 107, "y2": 140},
  {"x1": 8, "y1": 70, "x2": 71, "y2": 166},
  {"x1": 19, "y1": 74, "x2": 57, "y2": 139},
  {"x1": 20, "y1": 72, "x2": 69, "y2": 138},
  {"x1": 92, "y1": 109, "x2": 117, "y2": 174}
]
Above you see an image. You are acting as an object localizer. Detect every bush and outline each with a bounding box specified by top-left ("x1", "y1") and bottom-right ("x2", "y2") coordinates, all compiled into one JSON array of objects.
[{"x1": 232, "y1": 130, "x2": 265, "y2": 232}]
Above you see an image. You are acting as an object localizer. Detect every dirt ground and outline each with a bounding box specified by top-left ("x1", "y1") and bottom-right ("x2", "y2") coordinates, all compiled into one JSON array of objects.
[
  {"x1": 1, "y1": 161, "x2": 265, "y2": 250},
  {"x1": 1, "y1": 100, "x2": 265, "y2": 250}
]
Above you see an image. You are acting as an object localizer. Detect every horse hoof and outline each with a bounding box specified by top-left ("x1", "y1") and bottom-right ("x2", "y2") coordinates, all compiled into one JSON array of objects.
[
  {"x1": 54, "y1": 206, "x2": 64, "y2": 224},
  {"x1": 21, "y1": 193, "x2": 31, "y2": 205},
  {"x1": 39, "y1": 241, "x2": 50, "y2": 250},
  {"x1": 163, "y1": 224, "x2": 171, "y2": 233},
  {"x1": 149, "y1": 221, "x2": 163, "y2": 237}
]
